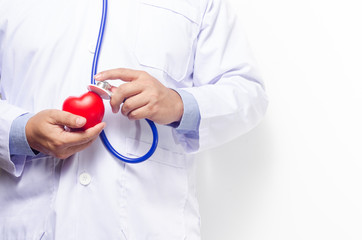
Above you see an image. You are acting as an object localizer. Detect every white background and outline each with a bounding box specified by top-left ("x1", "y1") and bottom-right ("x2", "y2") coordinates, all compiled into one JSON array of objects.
[{"x1": 196, "y1": 0, "x2": 362, "y2": 239}]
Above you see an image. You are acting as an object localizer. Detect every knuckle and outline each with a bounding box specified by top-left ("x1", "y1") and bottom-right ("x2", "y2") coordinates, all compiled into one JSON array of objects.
[
  {"x1": 51, "y1": 148, "x2": 66, "y2": 159},
  {"x1": 110, "y1": 99, "x2": 119, "y2": 110},
  {"x1": 139, "y1": 71, "x2": 148, "y2": 79},
  {"x1": 50, "y1": 137, "x2": 68, "y2": 151},
  {"x1": 128, "y1": 111, "x2": 138, "y2": 120},
  {"x1": 52, "y1": 139, "x2": 64, "y2": 148},
  {"x1": 115, "y1": 85, "x2": 124, "y2": 95},
  {"x1": 56, "y1": 152, "x2": 69, "y2": 159},
  {"x1": 111, "y1": 92, "x2": 124, "y2": 105},
  {"x1": 148, "y1": 101, "x2": 157, "y2": 113},
  {"x1": 110, "y1": 97, "x2": 117, "y2": 107},
  {"x1": 121, "y1": 107, "x2": 127, "y2": 116},
  {"x1": 54, "y1": 152, "x2": 63, "y2": 159},
  {"x1": 146, "y1": 104, "x2": 153, "y2": 113},
  {"x1": 149, "y1": 92, "x2": 158, "y2": 100},
  {"x1": 122, "y1": 101, "x2": 131, "y2": 112},
  {"x1": 148, "y1": 107, "x2": 157, "y2": 118},
  {"x1": 82, "y1": 135, "x2": 92, "y2": 143}
]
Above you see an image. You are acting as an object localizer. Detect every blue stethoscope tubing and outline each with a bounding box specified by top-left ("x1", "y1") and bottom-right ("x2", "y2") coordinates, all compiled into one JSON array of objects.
[{"x1": 91, "y1": 0, "x2": 158, "y2": 163}]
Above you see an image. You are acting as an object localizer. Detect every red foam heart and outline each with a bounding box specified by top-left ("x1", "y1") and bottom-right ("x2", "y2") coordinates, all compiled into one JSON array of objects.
[{"x1": 62, "y1": 91, "x2": 105, "y2": 130}]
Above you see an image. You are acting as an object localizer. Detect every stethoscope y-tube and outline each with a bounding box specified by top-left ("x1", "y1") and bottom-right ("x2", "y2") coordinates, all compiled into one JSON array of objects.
[{"x1": 90, "y1": 0, "x2": 158, "y2": 163}]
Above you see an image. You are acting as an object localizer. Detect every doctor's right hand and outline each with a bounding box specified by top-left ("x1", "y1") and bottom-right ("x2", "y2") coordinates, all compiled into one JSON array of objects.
[{"x1": 25, "y1": 109, "x2": 105, "y2": 159}]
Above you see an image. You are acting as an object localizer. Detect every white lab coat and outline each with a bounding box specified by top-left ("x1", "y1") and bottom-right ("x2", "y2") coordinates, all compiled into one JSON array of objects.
[{"x1": 0, "y1": 0, "x2": 268, "y2": 239}]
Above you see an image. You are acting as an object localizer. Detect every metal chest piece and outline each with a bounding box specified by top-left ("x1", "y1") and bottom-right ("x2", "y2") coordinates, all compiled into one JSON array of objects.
[{"x1": 87, "y1": 81, "x2": 113, "y2": 100}]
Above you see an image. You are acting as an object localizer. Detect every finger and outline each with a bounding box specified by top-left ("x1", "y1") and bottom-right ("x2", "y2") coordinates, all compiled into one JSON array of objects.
[
  {"x1": 62, "y1": 122, "x2": 106, "y2": 147},
  {"x1": 50, "y1": 110, "x2": 87, "y2": 129},
  {"x1": 127, "y1": 105, "x2": 152, "y2": 121},
  {"x1": 64, "y1": 137, "x2": 98, "y2": 159},
  {"x1": 94, "y1": 68, "x2": 142, "y2": 82},
  {"x1": 110, "y1": 82, "x2": 142, "y2": 113},
  {"x1": 121, "y1": 94, "x2": 149, "y2": 117},
  {"x1": 54, "y1": 137, "x2": 98, "y2": 160},
  {"x1": 84, "y1": 122, "x2": 106, "y2": 138}
]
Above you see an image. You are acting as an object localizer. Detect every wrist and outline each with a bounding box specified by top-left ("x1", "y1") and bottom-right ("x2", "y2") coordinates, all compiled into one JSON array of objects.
[{"x1": 169, "y1": 88, "x2": 184, "y2": 124}]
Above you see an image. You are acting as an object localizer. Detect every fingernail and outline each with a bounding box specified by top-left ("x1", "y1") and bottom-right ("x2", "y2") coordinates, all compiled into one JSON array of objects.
[
  {"x1": 76, "y1": 117, "x2": 86, "y2": 126},
  {"x1": 112, "y1": 107, "x2": 119, "y2": 114}
]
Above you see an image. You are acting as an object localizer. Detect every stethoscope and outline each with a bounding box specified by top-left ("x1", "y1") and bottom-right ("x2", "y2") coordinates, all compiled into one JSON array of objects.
[{"x1": 87, "y1": 0, "x2": 158, "y2": 163}]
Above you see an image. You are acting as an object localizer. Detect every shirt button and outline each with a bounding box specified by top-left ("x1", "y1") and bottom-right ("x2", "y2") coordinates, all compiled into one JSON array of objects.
[
  {"x1": 88, "y1": 43, "x2": 96, "y2": 54},
  {"x1": 79, "y1": 172, "x2": 92, "y2": 186}
]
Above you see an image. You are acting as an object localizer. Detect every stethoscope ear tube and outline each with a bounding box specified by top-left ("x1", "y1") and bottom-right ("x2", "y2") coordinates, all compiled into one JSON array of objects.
[{"x1": 91, "y1": 0, "x2": 158, "y2": 163}]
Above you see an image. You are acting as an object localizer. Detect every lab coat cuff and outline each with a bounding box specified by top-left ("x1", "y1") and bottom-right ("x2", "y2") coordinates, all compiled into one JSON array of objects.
[{"x1": 0, "y1": 103, "x2": 29, "y2": 177}]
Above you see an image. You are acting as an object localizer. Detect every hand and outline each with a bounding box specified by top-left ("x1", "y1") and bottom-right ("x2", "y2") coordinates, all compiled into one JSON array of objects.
[
  {"x1": 94, "y1": 68, "x2": 184, "y2": 125},
  {"x1": 25, "y1": 109, "x2": 106, "y2": 159}
]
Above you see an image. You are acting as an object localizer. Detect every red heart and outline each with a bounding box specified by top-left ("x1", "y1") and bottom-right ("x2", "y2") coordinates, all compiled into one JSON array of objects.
[{"x1": 62, "y1": 91, "x2": 105, "y2": 130}]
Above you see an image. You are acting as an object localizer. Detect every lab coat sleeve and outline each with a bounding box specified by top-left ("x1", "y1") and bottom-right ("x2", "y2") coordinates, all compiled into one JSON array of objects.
[
  {"x1": 0, "y1": 100, "x2": 29, "y2": 177},
  {"x1": 173, "y1": 0, "x2": 268, "y2": 153}
]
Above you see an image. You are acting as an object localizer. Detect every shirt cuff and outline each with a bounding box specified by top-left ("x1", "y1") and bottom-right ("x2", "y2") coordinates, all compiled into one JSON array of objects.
[
  {"x1": 9, "y1": 113, "x2": 37, "y2": 156},
  {"x1": 170, "y1": 89, "x2": 200, "y2": 137}
]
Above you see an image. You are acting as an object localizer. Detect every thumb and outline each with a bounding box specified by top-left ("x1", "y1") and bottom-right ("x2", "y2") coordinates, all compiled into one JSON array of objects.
[{"x1": 51, "y1": 110, "x2": 87, "y2": 128}]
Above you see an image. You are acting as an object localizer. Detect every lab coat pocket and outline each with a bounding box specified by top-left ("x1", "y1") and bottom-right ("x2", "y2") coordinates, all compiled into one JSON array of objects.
[
  {"x1": 135, "y1": 0, "x2": 200, "y2": 82},
  {"x1": 0, "y1": 157, "x2": 57, "y2": 240},
  {"x1": 123, "y1": 137, "x2": 188, "y2": 239}
]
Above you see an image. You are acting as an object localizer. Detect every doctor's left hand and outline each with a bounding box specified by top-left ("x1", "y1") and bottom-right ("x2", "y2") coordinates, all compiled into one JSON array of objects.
[{"x1": 94, "y1": 68, "x2": 184, "y2": 125}]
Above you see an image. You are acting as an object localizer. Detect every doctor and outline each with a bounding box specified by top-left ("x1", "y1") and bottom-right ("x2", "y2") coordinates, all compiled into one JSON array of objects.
[{"x1": 0, "y1": 0, "x2": 268, "y2": 239}]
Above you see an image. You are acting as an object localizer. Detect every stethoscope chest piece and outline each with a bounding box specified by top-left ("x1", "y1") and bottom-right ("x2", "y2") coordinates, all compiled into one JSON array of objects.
[{"x1": 87, "y1": 81, "x2": 112, "y2": 100}]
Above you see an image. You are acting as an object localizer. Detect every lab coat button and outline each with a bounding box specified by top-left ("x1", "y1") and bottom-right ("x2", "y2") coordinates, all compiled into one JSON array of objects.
[{"x1": 79, "y1": 172, "x2": 92, "y2": 186}]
